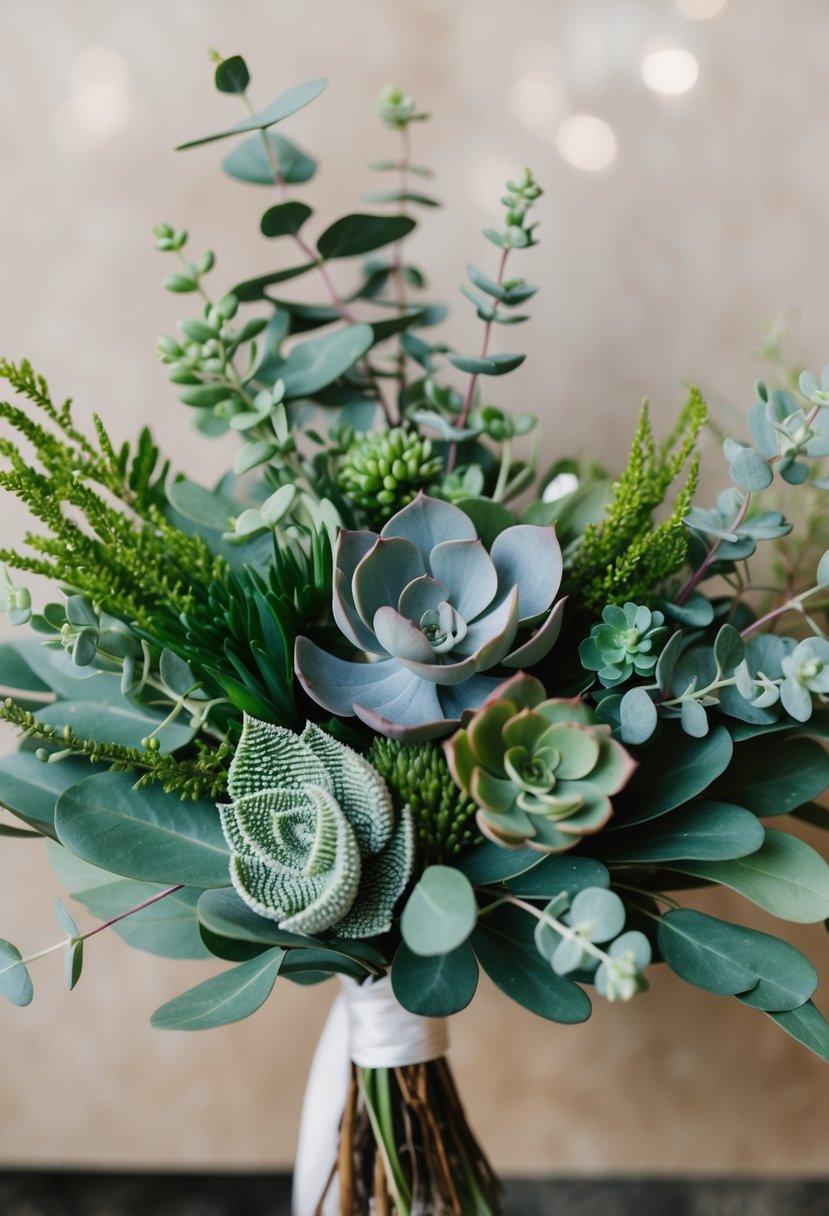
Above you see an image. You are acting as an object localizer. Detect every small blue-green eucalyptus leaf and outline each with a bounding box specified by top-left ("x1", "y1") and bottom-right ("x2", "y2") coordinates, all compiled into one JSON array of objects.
[
  {"x1": 54, "y1": 897, "x2": 79, "y2": 938},
  {"x1": 817, "y1": 550, "x2": 829, "y2": 589},
  {"x1": 655, "y1": 630, "x2": 684, "y2": 692},
  {"x1": 567, "y1": 887, "x2": 625, "y2": 943},
  {"x1": 594, "y1": 930, "x2": 652, "y2": 1000},
  {"x1": 167, "y1": 479, "x2": 237, "y2": 532},
  {"x1": 400, "y1": 865, "x2": 477, "y2": 957},
  {"x1": 66, "y1": 595, "x2": 97, "y2": 628},
  {"x1": 151, "y1": 948, "x2": 285, "y2": 1029},
  {"x1": 317, "y1": 214, "x2": 415, "y2": 260},
  {"x1": 159, "y1": 649, "x2": 198, "y2": 698},
  {"x1": 729, "y1": 447, "x2": 773, "y2": 492},
  {"x1": 222, "y1": 131, "x2": 317, "y2": 186},
  {"x1": 65, "y1": 939, "x2": 84, "y2": 990},
  {"x1": 661, "y1": 595, "x2": 715, "y2": 628},
  {"x1": 619, "y1": 687, "x2": 658, "y2": 744},
  {"x1": 713, "y1": 624, "x2": 745, "y2": 675},
  {"x1": 0, "y1": 940, "x2": 33, "y2": 1006},
  {"x1": 447, "y1": 352, "x2": 525, "y2": 376},
  {"x1": 234, "y1": 441, "x2": 277, "y2": 475},
  {"x1": 551, "y1": 935, "x2": 589, "y2": 976},
  {"x1": 680, "y1": 698, "x2": 709, "y2": 737},
  {"x1": 533, "y1": 892, "x2": 572, "y2": 962},
  {"x1": 779, "y1": 459, "x2": 809, "y2": 486},
  {"x1": 260, "y1": 485, "x2": 297, "y2": 526},
  {"x1": 408, "y1": 410, "x2": 481, "y2": 443},
  {"x1": 277, "y1": 324, "x2": 374, "y2": 397},
  {"x1": 177, "y1": 79, "x2": 328, "y2": 150}
]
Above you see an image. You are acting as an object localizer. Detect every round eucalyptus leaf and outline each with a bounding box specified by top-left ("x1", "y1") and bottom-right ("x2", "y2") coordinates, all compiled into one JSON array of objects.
[
  {"x1": 680, "y1": 698, "x2": 708, "y2": 738},
  {"x1": 729, "y1": 447, "x2": 773, "y2": 492},
  {"x1": 0, "y1": 940, "x2": 33, "y2": 1007},
  {"x1": 619, "y1": 687, "x2": 658, "y2": 745},
  {"x1": 568, "y1": 888, "x2": 626, "y2": 943},
  {"x1": 391, "y1": 941, "x2": 479, "y2": 1016},
  {"x1": 400, "y1": 866, "x2": 477, "y2": 957},
  {"x1": 151, "y1": 948, "x2": 285, "y2": 1030},
  {"x1": 551, "y1": 936, "x2": 586, "y2": 976}
]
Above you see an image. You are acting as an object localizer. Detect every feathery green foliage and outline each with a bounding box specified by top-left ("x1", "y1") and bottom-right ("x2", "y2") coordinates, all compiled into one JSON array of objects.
[
  {"x1": 567, "y1": 388, "x2": 706, "y2": 613},
  {"x1": 0, "y1": 696, "x2": 231, "y2": 800},
  {"x1": 0, "y1": 360, "x2": 224, "y2": 630},
  {"x1": 368, "y1": 737, "x2": 479, "y2": 857}
]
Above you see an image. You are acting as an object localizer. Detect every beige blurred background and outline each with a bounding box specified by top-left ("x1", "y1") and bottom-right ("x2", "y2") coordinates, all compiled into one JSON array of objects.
[{"x1": 1, "y1": 0, "x2": 828, "y2": 1177}]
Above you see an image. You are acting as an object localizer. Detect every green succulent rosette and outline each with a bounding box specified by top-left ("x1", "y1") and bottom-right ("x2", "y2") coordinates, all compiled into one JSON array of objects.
[
  {"x1": 579, "y1": 602, "x2": 669, "y2": 688},
  {"x1": 445, "y1": 673, "x2": 636, "y2": 852},
  {"x1": 218, "y1": 715, "x2": 415, "y2": 937}
]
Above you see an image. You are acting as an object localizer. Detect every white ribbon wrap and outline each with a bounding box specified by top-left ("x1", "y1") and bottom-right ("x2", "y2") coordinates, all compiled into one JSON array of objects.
[{"x1": 292, "y1": 976, "x2": 449, "y2": 1216}]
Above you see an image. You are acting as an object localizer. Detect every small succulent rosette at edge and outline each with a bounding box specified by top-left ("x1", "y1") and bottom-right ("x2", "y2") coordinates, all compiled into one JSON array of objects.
[{"x1": 444, "y1": 672, "x2": 637, "y2": 851}]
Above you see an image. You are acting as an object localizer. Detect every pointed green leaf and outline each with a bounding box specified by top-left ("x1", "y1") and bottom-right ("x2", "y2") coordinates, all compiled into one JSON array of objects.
[
  {"x1": 317, "y1": 213, "x2": 416, "y2": 260},
  {"x1": 55, "y1": 772, "x2": 231, "y2": 889},
  {"x1": 767, "y1": 1000, "x2": 829, "y2": 1063},
  {"x1": 595, "y1": 801, "x2": 765, "y2": 863},
  {"x1": 0, "y1": 940, "x2": 33, "y2": 1006},
  {"x1": 391, "y1": 941, "x2": 478, "y2": 1016},
  {"x1": 260, "y1": 201, "x2": 313, "y2": 238},
  {"x1": 233, "y1": 263, "x2": 316, "y2": 302},
  {"x1": 472, "y1": 903, "x2": 591, "y2": 1024},
  {"x1": 167, "y1": 478, "x2": 237, "y2": 531},
  {"x1": 54, "y1": 897, "x2": 79, "y2": 937},
  {"x1": 177, "y1": 79, "x2": 328, "y2": 150},
  {"x1": 505, "y1": 856, "x2": 610, "y2": 898},
  {"x1": 713, "y1": 737, "x2": 829, "y2": 816},
  {"x1": 151, "y1": 948, "x2": 284, "y2": 1029},
  {"x1": 609, "y1": 727, "x2": 733, "y2": 827},
  {"x1": 668, "y1": 830, "x2": 829, "y2": 923},
  {"x1": 65, "y1": 939, "x2": 84, "y2": 990}
]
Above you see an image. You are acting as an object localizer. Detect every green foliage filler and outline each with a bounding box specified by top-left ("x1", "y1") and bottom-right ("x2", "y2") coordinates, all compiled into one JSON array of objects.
[
  {"x1": 338, "y1": 426, "x2": 443, "y2": 524},
  {"x1": 0, "y1": 360, "x2": 223, "y2": 631},
  {"x1": 368, "y1": 736, "x2": 479, "y2": 856},
  {"x1": 567, "y1": 389, "x2": 706, "y2": 613}
]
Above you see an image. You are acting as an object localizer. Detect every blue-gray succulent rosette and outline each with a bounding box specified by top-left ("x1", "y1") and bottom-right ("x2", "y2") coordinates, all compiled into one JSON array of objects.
[{"x1": 295, "y1": 493, "x2": 566, "y2": 741}]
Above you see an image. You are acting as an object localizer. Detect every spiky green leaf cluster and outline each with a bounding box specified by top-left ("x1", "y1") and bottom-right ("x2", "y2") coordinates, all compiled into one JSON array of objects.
[
  {"x1": 567, "y1": 389, "x2": 706, "y2": 613},
  {"x1": 338, "y1": 425, "x2": 443, "y2": 524},
  {"x1": 368, "y1": 736, "x2": 479, "y2": 857}
]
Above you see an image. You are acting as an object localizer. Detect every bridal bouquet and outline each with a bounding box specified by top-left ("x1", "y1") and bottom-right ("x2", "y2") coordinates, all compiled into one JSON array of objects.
[{"x1": 1, "y1": 54, "x2": 828, "y2": 1215}]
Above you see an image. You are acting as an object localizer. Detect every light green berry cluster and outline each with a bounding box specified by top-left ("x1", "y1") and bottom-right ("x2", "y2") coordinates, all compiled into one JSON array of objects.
[
  {"x1": 338, "y1": 426, "x2": 443, "y2": 525},
  {"x1": 368, "y1": 737, "x2": 479, "y2": 857}
]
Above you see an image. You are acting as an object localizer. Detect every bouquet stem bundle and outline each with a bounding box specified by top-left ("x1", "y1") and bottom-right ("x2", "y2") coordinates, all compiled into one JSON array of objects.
[{"x1": 321, "y1": 1060, "x2": 500, "y2": 1216}]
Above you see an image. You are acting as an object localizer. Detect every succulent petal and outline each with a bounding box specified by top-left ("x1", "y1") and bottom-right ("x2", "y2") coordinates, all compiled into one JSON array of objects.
[
  {"x1": 502, "y1": 597, "x2": 567, "y2": 668},
  {"x1": 373, "y1": 605, "x2": 438, "y2": 664},
  {"x1": 333, "y1": 530, "x2": 382, "y2": 652},
  {"x1": 489, "y1": 524, "x2": 562, "y2": 624},
  {"x1": 353, "y1": 536, "x2": 425, "y2": 630},
  {"x1": 429, "y1": 538, "x2": 498, "y2": 622},
  {"x1": 398, "y1": 574, "x2": 451, "y2": 622},
  {"x1": 294, "y1": 637, "x2": 400, "y2": 717},
  {"x1": 380, "y1": 491, "x2": 476, "y2": 557}
]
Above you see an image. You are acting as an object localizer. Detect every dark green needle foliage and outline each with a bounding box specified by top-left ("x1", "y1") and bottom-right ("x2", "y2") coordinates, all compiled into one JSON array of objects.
[{"x1": 368, "y1": 737, "x2": 479, "y2": 858}]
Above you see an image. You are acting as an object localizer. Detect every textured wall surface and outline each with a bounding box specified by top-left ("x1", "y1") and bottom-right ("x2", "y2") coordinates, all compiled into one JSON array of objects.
[{"x1": 0, "y1": 0, "x2": 827, "y2": 1175}]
